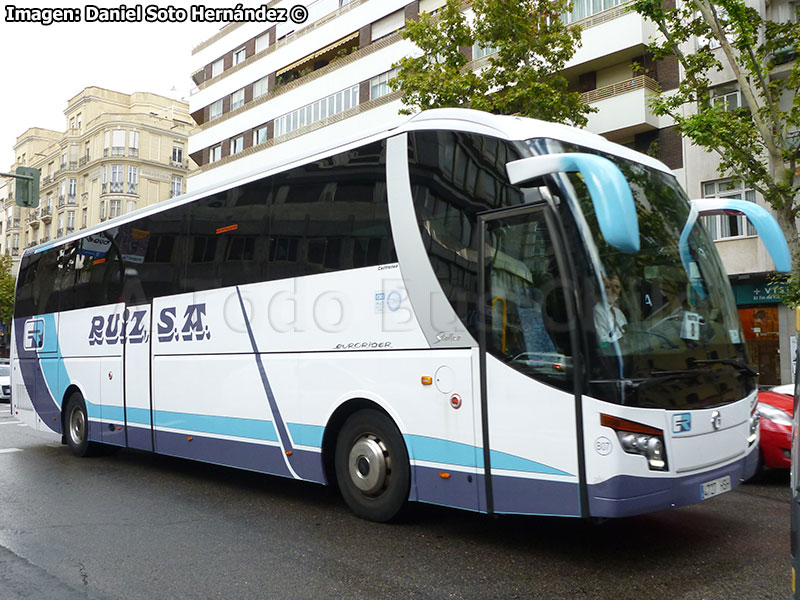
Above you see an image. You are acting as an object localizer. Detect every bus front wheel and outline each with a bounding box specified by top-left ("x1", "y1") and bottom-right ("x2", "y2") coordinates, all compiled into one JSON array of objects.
[
  {"x1": 335, "y1": 409, "x2": 410, "y2": 522},
  {"x1": 64, "y1": 393, "x2": 94, "y2": 457}
]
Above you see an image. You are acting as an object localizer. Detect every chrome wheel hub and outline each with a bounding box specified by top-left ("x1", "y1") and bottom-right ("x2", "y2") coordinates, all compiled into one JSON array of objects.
[
  {"x1": 348, "y1": 434, "x2": 389, "y2": 496},
  {"x1": 69, "y1": 407, "x2": 85, "y2": 446}
]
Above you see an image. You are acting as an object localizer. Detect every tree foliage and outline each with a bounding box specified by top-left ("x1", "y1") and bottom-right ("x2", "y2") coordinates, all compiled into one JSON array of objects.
[
  {"x1": 630, "y1": 0, "x2": 800, "y2": 300},
  {"x1": 392, "y1": 0, "x2": 594, "y2": 127},
  {"x1": 0, "y1": 254, "x2": 15, "y2": 326}
]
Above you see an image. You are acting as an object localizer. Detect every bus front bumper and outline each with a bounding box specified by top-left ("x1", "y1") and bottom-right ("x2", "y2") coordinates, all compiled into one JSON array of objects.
[{"x1": 586, "y1": 446, "x2": 759, "y2": 518}]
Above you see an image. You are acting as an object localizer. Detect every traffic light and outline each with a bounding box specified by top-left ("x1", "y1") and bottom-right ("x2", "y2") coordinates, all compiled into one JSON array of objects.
[{"x1": 14, "y1": 166, "x2": 40, "y2": 208}]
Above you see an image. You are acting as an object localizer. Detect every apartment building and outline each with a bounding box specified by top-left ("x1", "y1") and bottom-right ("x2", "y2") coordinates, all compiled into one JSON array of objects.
[
  {"x1": 187, "y1": 0, "x2": 798, "y2": 383},
  {"x1": 3, "y1": 87, "x2": 195, "y2": 272}
]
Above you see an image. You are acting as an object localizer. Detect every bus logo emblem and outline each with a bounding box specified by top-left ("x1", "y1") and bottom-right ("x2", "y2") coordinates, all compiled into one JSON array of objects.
[
  {"x1": 673, "y1": 412, "x2": 691, "y2": 433},
  {"x1": 711, "y1": 411, "x2": 722, "y2": 431},
  {"x1": 24, "y1": 318, "x2": 45, "y2": 351}
]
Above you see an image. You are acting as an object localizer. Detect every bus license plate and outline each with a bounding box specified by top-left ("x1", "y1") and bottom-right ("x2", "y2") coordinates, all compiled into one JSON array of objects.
[{"x1": 700, "y1": 475, "x2": 731, "y2": 500}]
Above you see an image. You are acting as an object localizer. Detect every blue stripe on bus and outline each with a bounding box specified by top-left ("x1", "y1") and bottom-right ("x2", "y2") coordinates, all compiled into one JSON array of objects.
[
  {"x1": 288, "y1": 423, "x2": 325, "y2": 448},
  {"x1": 153, "y1": 410, "x2": 278, "y2": 442},
  {"x1": 404, "y1": 433, "x2": 573, "y2": 476},
  {"x1": 38, "y1": 314, "x2": 70, "y2": 408}
]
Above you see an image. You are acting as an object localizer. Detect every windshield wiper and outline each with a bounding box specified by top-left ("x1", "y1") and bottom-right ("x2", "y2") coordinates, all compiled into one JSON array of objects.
[{"x1": 689, "y1": 358, "x2": 758, "y2": 377}]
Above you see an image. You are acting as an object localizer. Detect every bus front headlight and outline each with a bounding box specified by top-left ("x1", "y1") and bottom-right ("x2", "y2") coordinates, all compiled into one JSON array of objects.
[{"x1": 601, "y1": 414, "x2": 668, "y2": 471}]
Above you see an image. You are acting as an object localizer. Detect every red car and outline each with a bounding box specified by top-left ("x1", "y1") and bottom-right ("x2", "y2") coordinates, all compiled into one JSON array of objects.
[{"x1": 756, "y1": 385, "x2": 794, "y2": 471}]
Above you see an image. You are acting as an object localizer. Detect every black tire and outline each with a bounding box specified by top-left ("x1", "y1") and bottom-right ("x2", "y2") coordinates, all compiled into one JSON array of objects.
[
  {"x1": 64, "y1": 393, "x2": 94, "y2": 457},
  {"x1": 335, "y1": 409, "x2": 410, "y2": 522}
]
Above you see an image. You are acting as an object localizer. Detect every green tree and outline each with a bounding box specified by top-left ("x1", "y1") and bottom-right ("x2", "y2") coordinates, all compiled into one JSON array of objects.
[
  {"x1": 0, "y1": 254, "x2": 15, "y2": 351},
  {"x1": 392, "y1": 0, "x2": 594, "y2": 126},
  {"x1": 630, "y1": 0, "x2": 800, "y2": 298}
]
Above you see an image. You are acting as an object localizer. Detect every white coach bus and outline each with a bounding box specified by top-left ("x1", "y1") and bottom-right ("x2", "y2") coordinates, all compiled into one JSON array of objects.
[{"x1": 11, "y1": 109, "x2": 790, "y2": 522}]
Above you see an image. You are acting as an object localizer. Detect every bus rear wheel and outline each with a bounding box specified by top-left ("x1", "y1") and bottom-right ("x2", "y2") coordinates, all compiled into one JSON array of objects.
[
  {"x1": 64, "y1": 393, "x2": 94, "y2": 457},
  {"x1": 335, "y1": 409, "x2": 410, "y2": 522}
]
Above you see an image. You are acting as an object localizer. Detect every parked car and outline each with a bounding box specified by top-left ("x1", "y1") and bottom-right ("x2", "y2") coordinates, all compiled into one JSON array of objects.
[
  {"x1": 0, "y1": 364, "x2": 10, "y2": 403},
  {"x1": 755, "y1": 386, "x2": 794, "y2": 472}
]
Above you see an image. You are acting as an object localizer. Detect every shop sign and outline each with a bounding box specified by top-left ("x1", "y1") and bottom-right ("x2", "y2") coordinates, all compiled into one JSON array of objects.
[{"x1": 733, "y1": 282, "x2": 787, "y2": 305}]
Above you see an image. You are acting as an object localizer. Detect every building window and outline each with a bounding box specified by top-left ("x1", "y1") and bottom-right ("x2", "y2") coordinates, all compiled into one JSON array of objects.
[
  {"x1": 127, "y1": 200, "x2": 137, "y2": 213},
  {"x1": 370, "y1": 68, "x2": 398, "y2": 100},
  {"x1": 701, "y1": 179, "x2": 757, "y2": 240},
  {"x1": 171, "y1": 176, "x2": 183, "y2": 198},
  {"x1": 256, "y1": 32, "x2": 270, "y2": 53},
  {"x1": 112, "y1": 130, "x2": 126, "y2": 156},
  {"x1": 128, "y1": 166, "x2": 138, "y2": 194},
  {"x1": 230, "y1": 136, "x2": 244, "y2": 155},
  {"x1": 59, "y1": 181, "x2": 66, "y2": 204},
  {"x1": 254, "y1": 75, "x2": 269, "y2": 99},
  {"x1": 101, "y1": 165, "x2": 108, "y2": 194},
  {"x1": 473, "y1": 43, "x2": 499, "y2": 60},
  {"x1": 66, "y1": 211, "x2": 75, "y2": 233},
  {"x1": 77, "y1": 113, "x2": 82, "y2": 130},
  {"x1": 61, "y1": 152, "x2": 67, "y2": 169},
  {"x1": 713, "y1": 88, "x2": 743, "y2": 111},
  {"x1": 82, "y1": 208, "x2": 87, "y2": 228},
  {"x1": 274, "y1": 85, "x2": 359, "y2": 138},
  {"x1": 110, "y1": 199, "x2": 121, "y2": 219},
  {"x1": 100, "y1": 200, "x2": 107, "y2": 221},
  {"x1": 211, "y1": 58, "x2": 224, "y2": 78},
  {"x1": 129, "y1": 131, "x2": 139, "y2": 157},
  {"x1": 209, "y1": 99, "x2": 223, "y2": 121},
  {"x1": 172, "y1": 146, "x2": 183, "y2": 166},
  {"x1": 68, "y1": 178, "x2": 77, "y2": 202},
  {"x1": 233, "y1": 47, "x2": 246, "y2": 65},
  {"x1": 104, "y1": 131, "x2": 111, "y2": 157},
  {"x1": 210, "y1": 144, "x2": 222, "y2": 163},
  {"x1": 562, "y1": 0, "x2": 624, "y2": 23},
  {"x1": 255, "y1": 125, "x2": 268, "y2": 145},
  {"x1": 111, "y1": 165, "x2": 124, "y2": 193},
  {"x1": 231, "y1": 88, "x2": 245, "y2": 110}
]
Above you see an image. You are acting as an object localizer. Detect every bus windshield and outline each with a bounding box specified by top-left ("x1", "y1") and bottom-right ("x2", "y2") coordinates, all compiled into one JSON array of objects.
[{"x1": 526, "y1": 140, "x2": 752, "y2": 409}]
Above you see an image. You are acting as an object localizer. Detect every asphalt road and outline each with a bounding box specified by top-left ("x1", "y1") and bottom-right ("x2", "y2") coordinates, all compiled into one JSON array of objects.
[{"x1": 0, "y1": 405, "x2": 791, "y2": 600}]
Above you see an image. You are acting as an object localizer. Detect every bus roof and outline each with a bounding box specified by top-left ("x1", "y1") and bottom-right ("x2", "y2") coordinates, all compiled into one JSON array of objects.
[{"x1": 24, "y1": 108, "x2": 672, "y2": 258}]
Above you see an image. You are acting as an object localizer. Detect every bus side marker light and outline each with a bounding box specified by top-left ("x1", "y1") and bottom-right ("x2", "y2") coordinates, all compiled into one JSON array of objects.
[
  {"x1": 450, "y1": 394, "x2": 462, "y2": 409},
  {"x1": 285, "y1": 450, "x2": 293, "y2": 456},
  {"x1": 187, "y1": 436, "x2": 193, "y2": 442},
  {"x1": 116, "y1": 426, "x2": 122, "y2": 431},
  {"x1": 439, "y1": 472, "x2": 451, "y2": 479},
  {"x1": 421, "y1": 376, "x2": 432, "y2": 386}
]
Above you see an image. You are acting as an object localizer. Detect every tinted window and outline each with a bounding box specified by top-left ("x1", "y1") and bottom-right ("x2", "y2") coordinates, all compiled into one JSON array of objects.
[
  {"x1": 185, "y1": 179, "x2": 271, "y2": 292},
  {"x1": 408, "y1": 131, "x2": 527, "y2": 338},
  {"x1": 269, "y1": 140, "x2": 396, "y2": 281},
  {"x1": 15, "y1": 251, "x2": 58, "y2": 318}
]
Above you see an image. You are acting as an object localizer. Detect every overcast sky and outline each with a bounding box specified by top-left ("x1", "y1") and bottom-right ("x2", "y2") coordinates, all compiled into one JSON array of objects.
[{"x1": 0, "y1": 0, "x2": 228, "y2": 170}]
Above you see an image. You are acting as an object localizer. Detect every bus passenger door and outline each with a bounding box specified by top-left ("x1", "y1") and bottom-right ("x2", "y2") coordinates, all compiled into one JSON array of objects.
[
  {"x1": 124, "y1": 304, "x2": 153, "y2": 451},
  {"x1": 478, "y1": 204, "x2": 584, "y2": 517}
]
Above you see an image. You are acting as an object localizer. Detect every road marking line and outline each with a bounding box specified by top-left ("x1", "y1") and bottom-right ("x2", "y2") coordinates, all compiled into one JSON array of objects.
[{"x1": 0, "y1": 448, "x2": 22, "y2": 454}]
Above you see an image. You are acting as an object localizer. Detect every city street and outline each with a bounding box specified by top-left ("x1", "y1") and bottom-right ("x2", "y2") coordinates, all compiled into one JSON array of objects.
[{"x1": 0, "y1": 406, "x2": 791, "y2": 600}]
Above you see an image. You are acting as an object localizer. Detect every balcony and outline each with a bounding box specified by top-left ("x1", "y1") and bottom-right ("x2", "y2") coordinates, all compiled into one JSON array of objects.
[
  {"x1": 129, "y1": 148, "x2": 139, "y2": 157},
  {"x1": 40, "y1": 207, "x2": 53, "y2": 222},
  {"x1": 6, "y1": 219, "x2": 20, "y2": 231},
  {"x1": 581, "y1": 75, "x2": 661, "y2": 140},
  {"x1": 58, "y1": 195, "x2": 66, "y2": 208},
  {"x1": 79, "y1": 155, "x2": 89, "y2": 167},
  {"x1": 566, "y1": 5, "x2": 657, "y2": 70}
]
